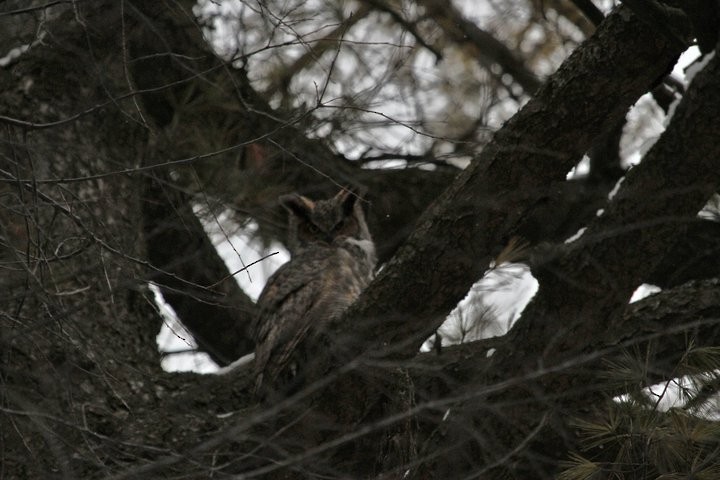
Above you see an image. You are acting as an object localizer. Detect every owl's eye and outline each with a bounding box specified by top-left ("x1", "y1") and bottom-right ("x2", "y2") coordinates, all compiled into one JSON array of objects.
[{"x1": 306, "y1": 224, "x2": 321, "y2": 235}]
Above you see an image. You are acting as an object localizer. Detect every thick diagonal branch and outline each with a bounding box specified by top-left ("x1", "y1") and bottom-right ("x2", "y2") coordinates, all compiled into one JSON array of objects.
[{"x1": 338, "y1": 7, "x2": 686, "y2": 361}]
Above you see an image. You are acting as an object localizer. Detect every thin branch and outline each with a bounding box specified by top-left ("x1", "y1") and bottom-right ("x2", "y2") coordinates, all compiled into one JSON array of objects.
[
  {"x1": 263, "y1": 4, "x2": 373, "y2": 98},
  {"x1": 362, "y1": 0, "x2": 443, "y2": 61},
  {"x1": 417, "y1": 0, "x2": 541, "y2": 95}
]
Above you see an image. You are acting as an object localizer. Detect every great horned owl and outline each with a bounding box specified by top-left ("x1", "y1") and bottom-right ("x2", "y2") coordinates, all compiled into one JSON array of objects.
[{"x1": 252, "y1": 188, "x2": 376, "y2": 397}]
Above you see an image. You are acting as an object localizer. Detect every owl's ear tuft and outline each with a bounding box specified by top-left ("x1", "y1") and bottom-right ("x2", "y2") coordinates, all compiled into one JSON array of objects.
[
  {"x1": 335, "y1": 186, "x2": 366, "y2": 216},
  {"x1": 279, "y1": 194, "x2": 314, "y2": 218}
]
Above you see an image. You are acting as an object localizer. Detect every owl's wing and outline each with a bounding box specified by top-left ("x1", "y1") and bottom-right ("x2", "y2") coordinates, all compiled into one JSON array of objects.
[
  {"x1": 253, "y1": 285, "x2": 322, "y2": 393},
  {"x1": 252, "y1": 249, "x2": 335, "y2": 391},
  {"x1": 253, "y1": 276, "x2": 318, "y2": 364},
  {"x1": 251, "y1": 252, "x2": 325, "y2": 345}
]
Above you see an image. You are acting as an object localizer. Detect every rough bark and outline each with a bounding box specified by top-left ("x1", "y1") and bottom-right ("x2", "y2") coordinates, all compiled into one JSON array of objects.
[
  {"x1": 1, "y1": 4, "x2": 164, "y2": 478},
  {"x1": 452, "y1": 43, "x2": 720, "y2": 477},
  {"x1": 340, "y1": 6, "x2": 688, "y2": 359},
  {"x1": 2, "y1": 1, "x2": 720, "y2": 479}
]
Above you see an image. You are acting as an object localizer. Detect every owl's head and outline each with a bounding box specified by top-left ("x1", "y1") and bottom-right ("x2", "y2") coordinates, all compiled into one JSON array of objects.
[{"x1": 279, "y1": 188, "x2": 372, "y2": 253}]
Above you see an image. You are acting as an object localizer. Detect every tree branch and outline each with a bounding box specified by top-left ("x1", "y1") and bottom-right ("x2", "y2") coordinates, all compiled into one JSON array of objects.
[
  {"x1": 417, "y1": 0, "x2": 542, "y2": 95},
  {"x1": 506, "y1": 46, "x2": 720, "y2": 370},
  {"x1": 338, "y1": 6, "x2": 687, "y2": 362},
  {"x1": 142, "y1": 172, "x2": 256, "y2": 365}
]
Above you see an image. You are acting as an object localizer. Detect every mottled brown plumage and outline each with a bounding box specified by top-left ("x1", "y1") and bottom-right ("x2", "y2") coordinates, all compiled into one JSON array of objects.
[{"x1": 252, "y1": 188, "x2": 376, "y2": 397}]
